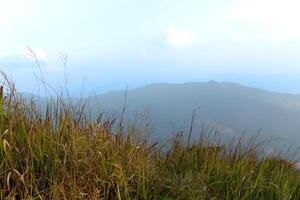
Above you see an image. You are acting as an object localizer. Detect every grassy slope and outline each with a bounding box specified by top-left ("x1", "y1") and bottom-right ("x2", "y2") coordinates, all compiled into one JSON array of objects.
[{"x1": 0, "y1": 81, "x2": 300, "y2": 199}]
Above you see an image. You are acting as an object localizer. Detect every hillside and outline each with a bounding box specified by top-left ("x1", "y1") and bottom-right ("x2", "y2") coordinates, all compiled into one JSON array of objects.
[
  {"x1": 2, "y1": 81, "x2": 300, "y2": 199},
  {"x1": 85, "y1": 81, "x2": 300, "y2": 147}
]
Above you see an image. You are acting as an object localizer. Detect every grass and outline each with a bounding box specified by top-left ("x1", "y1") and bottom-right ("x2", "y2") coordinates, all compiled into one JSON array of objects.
[{"x1": 0, "y1": 75, "x2": 300, "y2": 199}]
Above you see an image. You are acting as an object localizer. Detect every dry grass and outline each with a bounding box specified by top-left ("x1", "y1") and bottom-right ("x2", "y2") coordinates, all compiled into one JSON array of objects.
[{"x1": 0, "y1": 74, "x2": 300, "y2": 199}]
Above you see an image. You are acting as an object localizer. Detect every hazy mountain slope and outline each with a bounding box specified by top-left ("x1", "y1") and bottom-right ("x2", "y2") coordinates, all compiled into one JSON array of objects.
[{"x1": 86, "y1": 81, "x2": 300, "y2": 144}]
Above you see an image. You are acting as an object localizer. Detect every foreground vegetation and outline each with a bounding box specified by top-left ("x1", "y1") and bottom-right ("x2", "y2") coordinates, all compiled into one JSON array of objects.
[{"x1": 1, "y1": 77, "x2": 300, "y2": 199}]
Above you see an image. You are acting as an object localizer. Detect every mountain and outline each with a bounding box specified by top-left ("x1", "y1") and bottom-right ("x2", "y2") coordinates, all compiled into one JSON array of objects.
[
  {"x1": 83, "y1": 81, "x2": 300, "y2": 147},
  {"x1": 22, "y1": 81, "x2": 300, "y2": 148}
]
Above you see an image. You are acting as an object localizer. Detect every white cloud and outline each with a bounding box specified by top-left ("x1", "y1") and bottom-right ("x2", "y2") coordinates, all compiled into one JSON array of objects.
[
  {"x1": 140, "y1": 49, "x2": 149, "y2": 57},
  {"x1": 22, "y1": 47, "x2": 64, "y2": 72},
  {"x1": 165, "y1": 27, "x2": 193, "y2": 47},
  {"x1": 23, "y1": 47, "x2": 49, "y2": 62},
  {"x1": 229, "y1": 0, "x2": 300, "y2": 41}
]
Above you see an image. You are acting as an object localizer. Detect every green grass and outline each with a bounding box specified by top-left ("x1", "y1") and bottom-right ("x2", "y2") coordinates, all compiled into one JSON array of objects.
[{"x1": 1, "y1": 78, "x2": 300, "y2": 199}]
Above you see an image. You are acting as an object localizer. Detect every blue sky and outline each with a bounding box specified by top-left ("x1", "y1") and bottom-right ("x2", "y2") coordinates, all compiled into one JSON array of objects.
[{"x1": 1, "y1": 0, "x2": 300, "y2": 96}]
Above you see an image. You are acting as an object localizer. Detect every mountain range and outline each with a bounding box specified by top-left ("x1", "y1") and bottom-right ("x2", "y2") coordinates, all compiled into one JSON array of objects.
[{"x1": 24, "y1": 81, "x2": 300, "y2": 148}]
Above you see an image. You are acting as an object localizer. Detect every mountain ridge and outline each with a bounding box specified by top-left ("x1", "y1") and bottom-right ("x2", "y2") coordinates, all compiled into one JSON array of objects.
[
  {"x1": 81, "y1": 81, "x2": 300, "y2": 147},
  {"x1": 20, "y1": 81, "x2": 300, "y2": 147}
]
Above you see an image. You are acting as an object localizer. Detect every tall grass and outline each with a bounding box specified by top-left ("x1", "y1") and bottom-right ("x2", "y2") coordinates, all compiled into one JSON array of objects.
[{"x1": 0, "y1": 75, "x2": 300, "y2": 199}]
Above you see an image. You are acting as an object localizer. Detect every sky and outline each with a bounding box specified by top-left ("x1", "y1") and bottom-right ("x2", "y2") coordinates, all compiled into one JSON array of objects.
[{"x1": 1, "y1": 0, "x2": 300, "y2": 96}]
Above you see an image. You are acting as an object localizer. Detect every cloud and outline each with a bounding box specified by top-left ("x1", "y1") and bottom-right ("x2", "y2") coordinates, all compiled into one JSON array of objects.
[
  {"x1": 229, "y1": 0, "x2": 300, "y2": 41},
  {"x1": 23, "y1": 47, "x2": 49, "y2": 62},
  {"x1": 165, "y1": 27, "x2": 193, "y2": 47},
  {"x1": 0, "y1": 47, "x2": 50, "y2": 71},
  {"x1": 140, "y1": 49, "x2": 149, "y2": 57}
]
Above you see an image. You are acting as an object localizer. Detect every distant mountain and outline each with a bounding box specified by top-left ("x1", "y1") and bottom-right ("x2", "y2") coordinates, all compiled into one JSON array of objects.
[
  {"x1": 21, "y1": 81, "x2": 300, "y2": 148},
  {"x1": 84, "y1": 81, "x2": 300, "y2": 147}
]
